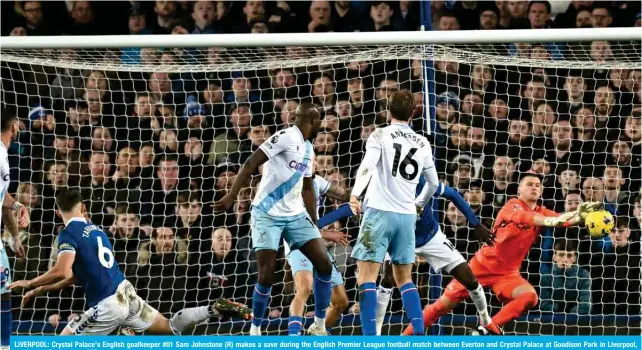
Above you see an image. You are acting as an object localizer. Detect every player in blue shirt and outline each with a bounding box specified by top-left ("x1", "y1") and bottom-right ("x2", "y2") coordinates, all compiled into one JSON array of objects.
[
  {"x1": 9, "y1": 189, "x2": 251, "y2": 335},
  {"x1": 317, "y1": 176, "x2": 496, "y2": 335}
]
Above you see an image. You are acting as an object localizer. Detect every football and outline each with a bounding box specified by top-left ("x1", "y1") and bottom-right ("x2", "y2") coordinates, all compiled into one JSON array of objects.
[{"x1": 585, "y1": 210, "x2": 615, "y2": 238}]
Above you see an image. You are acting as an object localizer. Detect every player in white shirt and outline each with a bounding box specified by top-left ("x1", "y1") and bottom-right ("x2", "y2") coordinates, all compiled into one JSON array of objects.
[
  {"x1": 0, "y1": 111, "x2": 29, "y2": 346},
  {"x1": 349, "y1": 90, "x2": 440, "y2": 336},
  {"x1": 285, "y1": 174, "x2": 351, "y2": 335},
  {"x1": 213, "y1": 103, "x2": 335, "y2": 336}
]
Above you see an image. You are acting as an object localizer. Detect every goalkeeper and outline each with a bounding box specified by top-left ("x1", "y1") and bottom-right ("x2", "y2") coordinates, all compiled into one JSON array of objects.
[
  {"x1": 317, "y1": 175, "x2": 497, "y2": 335},
  {"x1": 402, "y1": 172, "x2": 601, "y2": 335}
]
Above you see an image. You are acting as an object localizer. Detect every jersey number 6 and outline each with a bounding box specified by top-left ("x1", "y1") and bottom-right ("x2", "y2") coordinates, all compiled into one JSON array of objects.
[
  {"x1": 391, "y1": 143, "x2": 419, "y2": 180},
  {"x1": 97, "y1": 237, "x2": 115, "y2": 269}
]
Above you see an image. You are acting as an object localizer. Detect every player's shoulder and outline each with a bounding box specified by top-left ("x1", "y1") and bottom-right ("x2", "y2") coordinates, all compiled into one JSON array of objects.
[{"x1": 502, "y1": 198, "x2": 525, "y2": 212}]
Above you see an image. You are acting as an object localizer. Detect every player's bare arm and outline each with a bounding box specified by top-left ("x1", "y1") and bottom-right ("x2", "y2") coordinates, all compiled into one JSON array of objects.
[
  {"x1": 20, "y1": 275, "x2": 78, "y2": 307},
  {"x1": 302, "y1": 176, "x2": 318, "y2": 225},
  {"x1": 1, "y1": 204, "x2": 25, "y2": 259},
  {"x1": 2, "y1": 192, "x2": 29, "y2": 228},
  {"x1": 8, "y1": 250, "x2": 75, "y2": 290},
  {"x1": 212, "y1": 149, "x2": 268, "y2": 212}
]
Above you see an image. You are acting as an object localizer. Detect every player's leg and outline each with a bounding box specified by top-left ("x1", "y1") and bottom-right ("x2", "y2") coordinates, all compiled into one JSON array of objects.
[
  {"x1": 61, "y1": 295, "x2": 128, "y2": 335},
  {"x1": 388, "y1": 212, "x2": 424, "y2": 336},
  {"x1": 286, "y1": 251, "x2": 313, "y2": 336},
  {"x1": 478, "y1": 278, "x2": 538, "y2": 335},
  {"x1": 1, "y1": 247, "x2": 12, "y2": 346},
  {"x1": 323, "y1": 261, "x2": 348, "y2": 334},
  {"x1": 401, "y1": 279, "x2": 468, "y2": 335},
  {"x1": 416, "y1": 231, "x2": 491, "y2": 327},
  {"x1": 248, "y1": 208, "x2": 285, "y2": 335},
  {"x1": 350, "y1": 208, "x2": 391, "y2": 336},
  {"x1": 375, "y1": 258, "x2": 394, "y2": 335},
  {"x1": 286, "y1": 213, "x2": 333, "y2": 335},
  {"x1": 0, "y1": 295, "x2": 11, "y2": 346},
  {"x1": 117, "y1": 280, "x2": 250, "y2": 335}
]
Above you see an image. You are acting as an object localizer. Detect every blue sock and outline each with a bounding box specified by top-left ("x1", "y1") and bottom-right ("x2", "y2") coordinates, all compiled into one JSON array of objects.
[
  {"x1": 358, "y1": 282, "x2": 377, "y2": 335},
  {"x1": 252, "y1": 284, "x2": 272, "y2": 327},
  {"x1": 313, "y1": 271, "x2": 332, "y2": 320},
  {"x1": 400, "y1": 282, "x2": 424, "y2": 335},
  {"x1": 288, "y1": 316, "x2": 303, "y2": 335},
  {"x1": 1, "y1": 300, "x2": 11, "y2": 346}
]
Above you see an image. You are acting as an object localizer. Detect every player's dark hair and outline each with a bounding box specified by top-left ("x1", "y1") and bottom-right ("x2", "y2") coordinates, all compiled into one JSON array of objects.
[
  {"x1": 1, "y1": 109, "x2": 17, "y2": 133},
  {"x1": 554, "y1": 238, "x2": 577, "y2": 252},
  {"x1": 295, "y1": 102, "x2": 321, "y2": 124},
  {"x1": 519, "y1": 171, "x2": 543, "y2": 184},
  {"x1": 388, "y1": 89, "x2": 415, "y2": 122},
  {"x1": 56, "y1": 189, "x2": 83, "y2": 213},
  {"x1": 528, "y1": 0, "x2": 551, "y2": 14},
  {"x1": 615, "y1": 216, "x2": 629, "y2": 229}
]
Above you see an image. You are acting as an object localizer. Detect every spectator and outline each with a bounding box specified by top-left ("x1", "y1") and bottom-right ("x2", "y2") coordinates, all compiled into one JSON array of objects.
[
  {"x1": 437, "y1": 9, "x2": 460, "y2": 31},
  {"x1": 81, "y1": 152, "x2": 116, "y2": 227},
  {"x1": 603, "y1": 164, "x2": 629, "y2": 208},
  {"x1": 191, "y1": 1, "x2": 217, "y2": 34},
  {"x1": 207, "y1": 104, "x2": 252, "y2": 166},
  {"x1": 552, "y1": 166, "x2": 581, "y2": 212},
  {"x1": 141, "y1": 154, "x2": 189, "y2": 224},
  {"x1": 591, "y1": 5, "x2": 613, "y2": 28},
  {"x1": 108, "y1": 204, "x2": 143, "y2": 277},
  {"x1": 152, "y1": 0, "x2": 178, "y2": 34},
  {"x1": 135, "y1": 226, "x2": 188, "y2": 314},
  {"x1": 171, "y1": 191, "x2": 211, "y2": 254},
  {"x1": 540, "y1": 239, "x2": 591, "y2": 315},
  {"x1": 235, "y1": 1, "x2": 265, "y2": 33},
  {"x1": 332, "y1": 1, "x2": 361, "y2": 32},
  {"x1": 482, "y1": 156, "x2": 517, "y2": 211},
  {"x1": 308, "y1": 1, "x2": 332, "y2": 33},
  {"x1": 581, "y1": 217, "x2": 641, "y2": 315}
]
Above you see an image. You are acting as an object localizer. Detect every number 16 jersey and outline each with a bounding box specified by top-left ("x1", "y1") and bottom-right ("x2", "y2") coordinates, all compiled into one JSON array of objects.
[
  {"x1": 362, "y1": 123, "x2": 436, "y2": 215},
  {"x1": 58, "y1": 217, "x2": 125, "y2": 307}
]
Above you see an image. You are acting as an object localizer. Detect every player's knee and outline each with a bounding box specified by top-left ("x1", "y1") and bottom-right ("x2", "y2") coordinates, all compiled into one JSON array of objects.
[
  {"x1": 314, "y1": 259, "x2": 332, "y2": 276},
  {"x1": 521, "y1": 292, "x2": 539, "y2": 309},
  {"x1": 258, "y1": 271, "x2": 275, "y2": 287},
  {"x1": 295, "y1": 283, "x2": 313, "y2": 299},
  {"x1": 332, "y1": 291, "x2": 349, "y2": 312}
]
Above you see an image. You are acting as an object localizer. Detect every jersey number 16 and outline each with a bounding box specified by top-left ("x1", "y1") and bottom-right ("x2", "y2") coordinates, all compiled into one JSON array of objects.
[{"x1": 391, "y1": 143, "x2": 419, "y2": 180}]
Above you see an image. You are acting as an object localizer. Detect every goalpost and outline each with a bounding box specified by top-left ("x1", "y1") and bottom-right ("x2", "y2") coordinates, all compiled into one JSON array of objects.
[{"x1": 0, "y1": 28, "x2": 641, "y2": 336}]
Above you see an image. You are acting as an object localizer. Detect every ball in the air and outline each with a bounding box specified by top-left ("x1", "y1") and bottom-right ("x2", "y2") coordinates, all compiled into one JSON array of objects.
[{"x1": 585, "y1": 210, "x2": 614, "y2": 238}]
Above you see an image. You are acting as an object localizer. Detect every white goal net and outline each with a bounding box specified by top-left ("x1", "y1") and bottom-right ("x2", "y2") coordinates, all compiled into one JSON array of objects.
[{"x1": 0, "y1": 30, "x2": 641, "y2": 336}]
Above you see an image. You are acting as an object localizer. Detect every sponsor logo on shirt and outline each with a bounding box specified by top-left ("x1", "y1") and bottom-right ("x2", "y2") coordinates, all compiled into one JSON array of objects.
[{"x1": 289, "y1": 160, "x2": 308, "y2": 173}]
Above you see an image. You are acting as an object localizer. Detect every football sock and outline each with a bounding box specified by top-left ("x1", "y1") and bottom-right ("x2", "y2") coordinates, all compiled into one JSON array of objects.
[
  {"x1": 492, "y1": 292, "x2": 538, "y2": 327},
  {"x1": 400, "y1": 282, "x2": 424, "y2": 335},
  {"x1": 169, "y1": 306, "x2": 211, "y2": 335},
  {"x1": 468, "y1": 284, "x2": 491, "y2": 326},
  {"x1": 313, "y1": 271, "x2": 332, "y2": 332},
  {"x1": 375, "y1": 285, "x2": 393, "y2": 335},
  {"x1": 358, "y1": 282, "x2": 378, "y2": 335},
  {"x1": 251, "y1": 283, "x2": 272, "y2": 333},
  {"x1": 402, "y1": 298, "x2": 449, "y2": 336},
  {"x1": 288, "y1": 316, "x2": 303, "y2": 335}
]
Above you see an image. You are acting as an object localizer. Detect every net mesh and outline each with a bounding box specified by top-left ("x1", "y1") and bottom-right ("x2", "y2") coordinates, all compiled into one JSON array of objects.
[{"x1": 1, "y1": 39, "x2": 641, "y2": 336}]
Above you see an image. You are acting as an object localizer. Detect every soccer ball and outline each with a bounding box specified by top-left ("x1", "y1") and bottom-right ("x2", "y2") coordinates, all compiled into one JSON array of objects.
[{"x1": 584, "y1": 210, "x2": 614, "y2": 238}]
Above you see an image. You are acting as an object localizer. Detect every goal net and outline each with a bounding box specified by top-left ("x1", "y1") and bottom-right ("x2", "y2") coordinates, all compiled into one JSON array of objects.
[{"x1": 1, "y1": 30, "x2": 641, "y2": 336}]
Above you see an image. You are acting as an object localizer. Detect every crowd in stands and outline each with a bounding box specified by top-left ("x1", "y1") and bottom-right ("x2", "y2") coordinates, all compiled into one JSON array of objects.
[{"x1": 1, "y1": 0, "x2": 640, "y2": 333}]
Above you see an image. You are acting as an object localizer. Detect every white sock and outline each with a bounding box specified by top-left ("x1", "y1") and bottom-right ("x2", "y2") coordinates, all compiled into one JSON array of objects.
[
  {"x1": 250, "y1": 324, "x2": 262, "y2": 336},
  {"x1": 375, "y1": 285, "x2": 393, "y2": 335},
  {"x1": 468, "y1": 284, "x2": 491, "y2": 326},
  {"x1": 314, "y1": 316, "x2": 326, "y2": 332},
  {"x1": 169, "y1": 306, "x2": 212, "y2": 335}
]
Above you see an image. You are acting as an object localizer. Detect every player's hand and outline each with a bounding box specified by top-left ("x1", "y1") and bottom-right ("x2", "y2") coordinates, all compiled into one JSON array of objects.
[
  {"x1": 7, "y1": 279, "x2": 31, "y2": 290},
  {"x1": 578, "y1": 201, "x2": 602, "y2": 219},
  {"x1": 321, "y1": 230, "x2": 350, "y2": 246},
  {"x1": 21, "y1": 286, "x2": 46, "y2": 308},
  {"x1": 416, "y1": 205, "x2": 424, "y2": 217},
  {"x1": 349, "y1": 196, "x2": 362, "y2": 215},
  {"x1": 474, "y1": 224, "x2": 496, "y2": 247},
  {"x1": 212, "y1": 194, "x2": 235, "y2": 212},
  {"x1": 12, "y1": 236, "x2": 25, "y2": 260},
  {"x1": 15, "y1": 203, "x2": 30, "y2": 228},
  {"x1": 543, "y1": 211, "x2": 580, "y2": 227}
]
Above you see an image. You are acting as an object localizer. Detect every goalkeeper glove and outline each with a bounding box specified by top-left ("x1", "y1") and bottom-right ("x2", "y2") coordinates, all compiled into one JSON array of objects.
[
  {"x1": 577, "y1": 201, "x2": 602, "y2": 219},
  {"x1": 543, "y1": 211, "x2": 581, "y2": 227}
]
